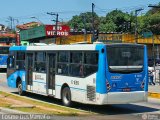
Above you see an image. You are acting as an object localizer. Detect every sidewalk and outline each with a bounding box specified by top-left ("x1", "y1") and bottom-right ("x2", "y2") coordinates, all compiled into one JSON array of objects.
[{"x1": 148, "y1": 84, "x2": 160, "y2": 99}]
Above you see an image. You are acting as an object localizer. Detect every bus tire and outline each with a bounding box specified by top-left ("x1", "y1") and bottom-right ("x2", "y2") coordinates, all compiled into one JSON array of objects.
[
  {"x1": 18, "y1": 81, "x2": 24, "y2": 96},
  {"x1": 62, "y1": 87, "x2": 72, "y2": 106}
]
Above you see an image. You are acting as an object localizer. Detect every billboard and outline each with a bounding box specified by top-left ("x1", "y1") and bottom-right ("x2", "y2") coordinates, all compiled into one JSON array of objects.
[{"x1": 45, "y1": 25, "x2": 70, "y2": 37}]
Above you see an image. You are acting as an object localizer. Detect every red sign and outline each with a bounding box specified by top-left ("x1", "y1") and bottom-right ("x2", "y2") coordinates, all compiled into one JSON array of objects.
[
  {"x1": 16, "y1": 31, "x2": 20, "y2": 46},
  {"x1": 45, "y1": 25, "x2": 70, "y2": 37}
]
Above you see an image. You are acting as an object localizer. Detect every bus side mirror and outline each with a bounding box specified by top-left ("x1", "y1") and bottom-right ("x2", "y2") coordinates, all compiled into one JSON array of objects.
[{"x1": 7, "y1": 57, "x2": 10, "y2": 67}]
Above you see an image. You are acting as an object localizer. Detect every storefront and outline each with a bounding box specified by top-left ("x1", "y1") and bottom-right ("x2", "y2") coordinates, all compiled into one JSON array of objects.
[{"x1": 19, "y1": 25, "x2": 70, "y2": 45}]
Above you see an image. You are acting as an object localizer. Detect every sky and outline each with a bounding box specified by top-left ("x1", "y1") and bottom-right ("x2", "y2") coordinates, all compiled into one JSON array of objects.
[{"x1": 0, "y1": 0, "x2": 159, "y2": 27}]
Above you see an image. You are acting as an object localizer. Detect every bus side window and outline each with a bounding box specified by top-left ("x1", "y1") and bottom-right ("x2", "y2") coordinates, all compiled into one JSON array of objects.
[
  {"x1": 57, "y1": 52, "x2": 69, "y2": 75},
  {"x1": 34, "y1": 52, "x2": 46, "y2": 73},
  {"x1": 16, "y1": 52, "x2": 25, "y2": 70},
  {"x1": 69, "y1": 52, "x2": 83, "y2": 77},
  {"x1": 7, "y1": 56, "x2": 15, "y2": 68},
  {"x1": 83, "y1": 52, "x2": 98, "y2": 77}
]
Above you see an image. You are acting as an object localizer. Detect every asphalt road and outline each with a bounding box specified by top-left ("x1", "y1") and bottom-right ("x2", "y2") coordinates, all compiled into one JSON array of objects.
[{"x1": 0, "y1": 73, "x2": 160, "y2": 120}]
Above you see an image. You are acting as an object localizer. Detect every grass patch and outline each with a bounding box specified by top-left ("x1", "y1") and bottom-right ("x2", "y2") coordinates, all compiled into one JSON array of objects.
[
  {"x1": 13, "y1": 107, "x2": 78, "y2": 116},
  {"x1": 0, "y1": 91, "x2": 91, "y2": 116}
]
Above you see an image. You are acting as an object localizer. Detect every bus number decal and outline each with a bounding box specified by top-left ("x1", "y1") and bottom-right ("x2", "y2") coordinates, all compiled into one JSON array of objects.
[
  {"x1": 111, "y1": 76, "x2": 122, "y2": 80},
  {"x1": 71, "y1": 80, "x2": 79, "y2": 85}
]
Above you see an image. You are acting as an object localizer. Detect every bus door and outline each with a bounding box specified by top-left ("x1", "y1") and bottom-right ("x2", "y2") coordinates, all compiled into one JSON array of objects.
[
  {"x1": 26, "y1": 53, "x2": 33, "y2": 91},
  {"x1": 47, "y1": 53, "x2": 56, "y2": 95}
]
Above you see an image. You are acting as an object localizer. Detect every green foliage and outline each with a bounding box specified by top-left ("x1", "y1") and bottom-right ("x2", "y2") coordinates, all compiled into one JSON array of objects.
[
  {"x1": 105, "y1": 10, "x2": 131, "y2": 32},
  {"x1": 139, "y1": 3, "x2": 160, "y2": 34},
  {"x1": 68, "y1": 12, "x2": 99, "y2": 31},
  {"x1": 98, "y1": 20, "x2": 117, "y2": 32},
  {"x1": 68, "y1": 10, "x2": 131, "y2": 33},
  {"x1": 67, "y1": 3, "x2": 160, "y2": 34},
  {"x1": 148, "y1": 13, "x2": 160, "y2": 34}
]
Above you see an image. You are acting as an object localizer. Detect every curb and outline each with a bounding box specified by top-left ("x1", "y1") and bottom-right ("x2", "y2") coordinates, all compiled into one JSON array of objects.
[
  {"x1": 0, "y1": 107, "x2": 26, "y2": 114},
  {"x1": 148, "y1": 92, "x2": 160, "y2": 99}
]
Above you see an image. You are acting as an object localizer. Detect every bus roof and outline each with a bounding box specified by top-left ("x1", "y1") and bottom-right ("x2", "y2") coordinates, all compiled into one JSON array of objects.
[
  {"x1": 9, "y1": 43, "x2": 145, "y2": 51},
  {"x1": 9, "y1": 44, "x2": 104, "y2": 51}
]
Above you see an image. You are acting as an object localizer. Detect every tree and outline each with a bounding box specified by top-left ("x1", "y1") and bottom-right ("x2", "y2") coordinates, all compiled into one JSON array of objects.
[
  {"x1": 98, "y1": 20, "x2": 117, "y2": 32},
  {"x1": 140, "y1": 3, "x2": 160, "y2": 34},
  {"x1": 67, "y1": 4, "x2": 160, "y2": 34},
  {"x1": 68, "y1": 12, "x2": 99, "y2": 31},
  {"x1": 149, "y1": 13, "x2": 160, "y2": 34},
  {"x1": 101, "y1": 10, "x2": 131, "y2": 32},
  {"x1": 123, "y1": 3, "x2": 160, "y2": 35}
]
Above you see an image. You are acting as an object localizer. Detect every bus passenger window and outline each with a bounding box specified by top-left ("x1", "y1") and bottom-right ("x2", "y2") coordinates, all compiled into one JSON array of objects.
[
  {"x1": 69, "y1": 52, "x2": 83, "y2": 77},
  {"x1": 7, "y1": 56, "x2": 15, "y2": 68},
  {"x1": 58, "y1": 52, "x2": 69, "y2": 62},
  {"x1": 34, "y1": 52, "x2": 46, "y2": 73},
  {"x1": 70, "y1": 64, "x2": 83, "y2": 77},
  {"x1": 57, "y1": 52, "x2": 69, "y2": 75},
  {"x1": 83, "y1": 52, "x2": 98, "y2": 77},
  {"x1": 57, "y1": 64, "x2": 68, "y2": 75},
  {"x1": 16, "y1": 52, "x2": 25, "y2": 70},
  {"x1": 70, "y1": 52, "x2": 82, "y2": 63}
]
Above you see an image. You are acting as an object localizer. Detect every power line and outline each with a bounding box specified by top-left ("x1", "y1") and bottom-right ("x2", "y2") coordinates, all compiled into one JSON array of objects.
[
  {"x1": 0, "y1": 4, "x2": 153, "y2": 26},
  {"x1": 47, "y1": 12, "x2": 59, "y2": 43}
]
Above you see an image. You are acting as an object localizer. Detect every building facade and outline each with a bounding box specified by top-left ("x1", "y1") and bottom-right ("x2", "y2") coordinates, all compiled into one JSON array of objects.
[{"x1": 18, "y1": 24, "x2": 160, "y2": 58}]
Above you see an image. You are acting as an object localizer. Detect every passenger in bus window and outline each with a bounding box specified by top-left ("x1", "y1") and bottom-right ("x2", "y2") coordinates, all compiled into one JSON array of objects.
[
  {"x1": 79, "y1": 65, "x2": 83, "y2": 77},
  {"x1": 63, "y1": 65, "x2": 69, "y2": 75}
]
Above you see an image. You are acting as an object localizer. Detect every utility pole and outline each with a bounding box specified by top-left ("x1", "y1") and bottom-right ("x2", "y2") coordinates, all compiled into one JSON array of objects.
[
  {"x1": 152, "y1": 34, "x2": 156, "y2": 70},
  {"x1": 8, "y1": 16, "x2": 13, "y2": 30},
  {"x1": 30, "y1": 16, "x2": 43, "y2": 25},
  {"x1": 47, "y1": 12, "x2": 59, "y2": 44},
  {"x1": 82, "y1": 15, "x2": 87, "y2": 41},
  {"x1": 92, "y1": 3, "x2": 95, "y2": 43},
  {"x1": 135, "y1": 8, "x2": 143, "y2": 43}
]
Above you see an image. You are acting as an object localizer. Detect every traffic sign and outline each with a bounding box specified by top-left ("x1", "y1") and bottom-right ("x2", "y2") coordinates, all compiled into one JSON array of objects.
[{"x1": 142, "y1": 31, "x2": 153, "y2": 38}]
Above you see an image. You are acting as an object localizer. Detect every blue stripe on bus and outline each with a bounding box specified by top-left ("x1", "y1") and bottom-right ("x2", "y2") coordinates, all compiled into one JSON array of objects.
[
  {"x1": 33, "y1": 80, "x2": 46, "y2": 84},
  {"x1": 56, "y1": 84, "x2": 86, "y2": 92},
  {"x1": 144, "y1": 45, "x2": 148, "y2": 92},
  {"x1": 10, "y1": 46, "x2": 27, "y2": 51},
  {"x1": 96, "y1": 44, "x2": 107, "y2": 94}
]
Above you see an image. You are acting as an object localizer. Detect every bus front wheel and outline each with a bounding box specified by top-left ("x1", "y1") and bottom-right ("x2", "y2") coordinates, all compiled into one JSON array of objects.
[
  {"x1": 62, "y1": 87, "x2": 72, "y2": 106},
  {"x1": 18, "y1": 81, "x2": 24, "y2": 96}
]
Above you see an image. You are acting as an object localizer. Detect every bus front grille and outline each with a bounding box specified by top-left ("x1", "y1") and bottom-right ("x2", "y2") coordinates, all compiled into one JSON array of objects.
[{"x1": 87, "y1": 86, "x2": 96, "y2": 101}]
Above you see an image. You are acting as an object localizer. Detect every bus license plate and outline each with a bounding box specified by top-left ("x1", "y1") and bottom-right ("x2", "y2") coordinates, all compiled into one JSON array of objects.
[{"x1": 122, "y1": 88, "x2": 130, "y2": 92}]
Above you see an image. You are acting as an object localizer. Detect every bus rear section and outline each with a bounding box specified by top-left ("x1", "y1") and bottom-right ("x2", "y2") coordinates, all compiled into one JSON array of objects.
[{"x1": 95, "y1": 44, "x2": 148, "y2": 104}]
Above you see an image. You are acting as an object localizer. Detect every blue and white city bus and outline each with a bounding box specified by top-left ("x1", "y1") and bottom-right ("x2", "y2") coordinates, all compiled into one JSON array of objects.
[
  {"x1": 7, "y1": 43, "x2": 148, "y2": 106},
  {"x1": 0, "y1": 46, "x2": 9, "y2": 71}
]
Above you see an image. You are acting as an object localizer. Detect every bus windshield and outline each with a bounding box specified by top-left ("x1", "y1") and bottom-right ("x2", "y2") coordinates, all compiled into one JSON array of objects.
[
  {"x1": 106, "y1": 45, "x2": 144, "y2": 73},
  {"x1": 0, "y1": 47, "x2": 9, "y2": 54}
]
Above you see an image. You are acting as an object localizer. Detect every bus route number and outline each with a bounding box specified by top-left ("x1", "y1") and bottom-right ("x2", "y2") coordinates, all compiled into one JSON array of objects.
[{"x1": 71, "y1": 80, "x2": 79, "y2": 85}]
